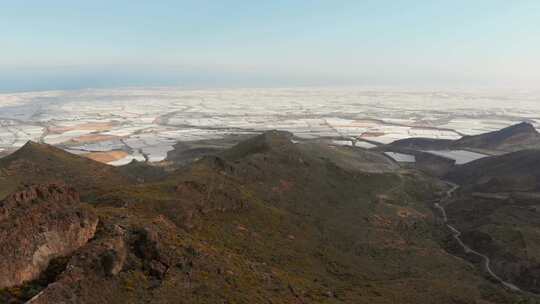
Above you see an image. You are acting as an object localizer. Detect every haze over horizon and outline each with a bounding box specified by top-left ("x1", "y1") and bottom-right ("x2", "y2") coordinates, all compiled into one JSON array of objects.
[
  {"x1": 4, "y1": 3, "x2": 540, "y2": 303},
  {"x1": 1, "y1": 0, "x2": 540, "y2": 92}
]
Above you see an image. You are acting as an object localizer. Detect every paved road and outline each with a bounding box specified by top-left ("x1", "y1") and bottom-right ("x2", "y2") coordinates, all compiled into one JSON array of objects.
[{"x1": 434, "y1": 183, "x2": 521, "y2": 292}]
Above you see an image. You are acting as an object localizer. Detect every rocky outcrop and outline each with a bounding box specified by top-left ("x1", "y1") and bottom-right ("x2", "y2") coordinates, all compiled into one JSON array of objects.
[
  {"x1": 27, "y1": 232, "x2": 127, "y2": 304},
  {"x1": 0, "y1": 182, "x2": 80, "y2": 221},
  {"x1": 134, "y1": 227, "x2": 169, "y2": 279},
  {"x1": 0, "y1": 183, "x2": 98, "y2": 289}
]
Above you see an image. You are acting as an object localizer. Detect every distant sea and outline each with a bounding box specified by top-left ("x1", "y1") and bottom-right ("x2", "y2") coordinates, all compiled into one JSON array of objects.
[
  {"x1": 0, "y1": 67, "x2": 193, "y2": 93},
  {"x1": 0, "y1": 66, "x2": 340, "y2": 93}
]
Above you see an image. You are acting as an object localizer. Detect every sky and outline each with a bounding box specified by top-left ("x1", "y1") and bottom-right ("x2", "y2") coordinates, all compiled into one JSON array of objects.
[{"x1": 1, "y1": 0, "x2": 539, "y2": 92}]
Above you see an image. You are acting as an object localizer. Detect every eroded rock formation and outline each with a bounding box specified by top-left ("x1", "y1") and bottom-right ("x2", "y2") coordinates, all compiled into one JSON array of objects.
[
  {"x1": 27, "y1": 233, "x2": 127, "y2": 304},
  {"x1": 0, "y1": 183, "x2": 98, "y2": 289}
]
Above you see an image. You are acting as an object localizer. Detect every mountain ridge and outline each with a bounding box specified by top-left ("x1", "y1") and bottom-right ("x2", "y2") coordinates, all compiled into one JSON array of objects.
[
  {"x1": 387, "y1": 122, "x2": 540, "y2": 154},
  {"x1": 0, "y1": 131, "x2": 532, "y2": 303}
]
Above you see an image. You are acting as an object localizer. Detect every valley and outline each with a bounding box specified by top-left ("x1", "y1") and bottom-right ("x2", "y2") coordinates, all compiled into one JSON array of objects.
[
  {"x1": 1, "y1": 89, "x2": 540, "y2": 303},
  {"x1": 434, "y1": 183, "x2": 520, "y2": 292},
  {"x1": 3, "y1": 1, "x2": 539, "y2": 303}
]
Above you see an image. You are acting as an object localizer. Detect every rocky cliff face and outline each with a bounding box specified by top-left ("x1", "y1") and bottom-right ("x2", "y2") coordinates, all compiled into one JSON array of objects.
[
  {"x1": 0, "y1": 184, "x2": 98, "y2": 289},
  {"x1": 27, "y1": 232, "x2": 127, "y2": 304}
]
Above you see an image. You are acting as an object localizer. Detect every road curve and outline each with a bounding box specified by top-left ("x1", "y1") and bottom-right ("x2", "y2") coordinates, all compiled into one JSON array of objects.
[{"x1": 434, "y1": 183, "x2": 521, "y2": 292}]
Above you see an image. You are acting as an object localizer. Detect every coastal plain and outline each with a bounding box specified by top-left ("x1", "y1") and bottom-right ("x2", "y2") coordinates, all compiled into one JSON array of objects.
[{"x1": 1, "y1": 88, "x2": 539, "y2": 165}]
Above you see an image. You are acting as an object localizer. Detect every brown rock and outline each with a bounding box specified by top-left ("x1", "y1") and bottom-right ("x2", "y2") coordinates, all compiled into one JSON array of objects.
[
  {"x1": 100, "y1": 236, "x2": 127, "y2": 276},
  {"x1": 0, "y1": 183, "x2": 98, "y2": 289},
  {"x1": 148, "y1": 260, "x2": 168, "y2": 279},
  {"x1": 134, "y1": 227, "x2": 170, "y2": 279},
  {"x1": 27, "y1": 234, "x2": 127, "y2": 304},
  {"x1": 134, "y1": 227, "x2": 161, "y2": 261}
]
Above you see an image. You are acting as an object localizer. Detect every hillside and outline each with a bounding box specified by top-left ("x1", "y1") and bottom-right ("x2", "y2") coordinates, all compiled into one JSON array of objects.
[
  {"x1": 446, "y1": 149, "x2": 540, "y2": 192},
  {"x1": 442, "y1": 148, "x2": 540, "y2": 293},
  {"x1": 0, "y1": 141, "x2": 131, "y2": 200},
  {"x1": 166, "y1": 134, "x2": 255, "y2": 167},
  {"x1": 387, "y1": 122, "x2": 540, "y2": 154},
  {"x1": 453, "y1": 122, "x2": 540, "y2": 152},
  {"x1": 0, "y1": 133, "x2": 529, "y2": 303},
  {"x1": 386, "y1": 137, "x2": 453, "y2": 151},
  {"x1": 444, "y1": 192, "x2": 540, "y2": 294}
]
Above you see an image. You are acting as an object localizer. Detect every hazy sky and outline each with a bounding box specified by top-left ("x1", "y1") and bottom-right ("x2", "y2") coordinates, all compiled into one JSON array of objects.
[{"x1": 1, "y1": 0, "x2": 539, "y2": 91}]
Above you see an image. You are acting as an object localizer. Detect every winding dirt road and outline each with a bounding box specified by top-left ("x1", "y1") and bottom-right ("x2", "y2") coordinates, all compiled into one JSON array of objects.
[{"x1": 434, "y1": 183, "x2": 521, "y2": 292}]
